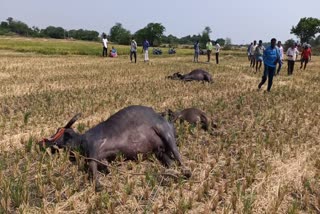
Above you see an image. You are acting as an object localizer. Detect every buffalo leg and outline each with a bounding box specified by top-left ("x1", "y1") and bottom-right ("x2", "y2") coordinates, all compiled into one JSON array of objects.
[
  {"x1": 156, "y1": 152, "x2": 174, "y2": 167},
  {"x1": 97, "y1": 162, "x2": 110, "y2": 174},
  {"x1": 89, "y1": 160, "x2": 102, "y2": 191}
]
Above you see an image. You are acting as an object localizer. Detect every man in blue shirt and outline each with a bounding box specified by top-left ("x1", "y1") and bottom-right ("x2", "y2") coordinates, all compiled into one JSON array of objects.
[
  {"x1": 258, "y1": 38, "x2": 280, "y2": 92},
  {"x1": 143, "y1": 39, "x2": 150, "y2": 62}
]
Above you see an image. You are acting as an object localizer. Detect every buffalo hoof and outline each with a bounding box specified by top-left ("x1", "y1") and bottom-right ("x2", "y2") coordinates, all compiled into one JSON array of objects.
[
  {"x1": 94, "y1": 181, "x2": 103, "y2": 192},
  {"x1": 182, "y1": 168, "x2": 192, "y2": 178}
]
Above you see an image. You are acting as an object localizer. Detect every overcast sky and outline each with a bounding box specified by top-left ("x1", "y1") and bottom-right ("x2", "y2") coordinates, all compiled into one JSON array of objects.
[{"x1": 1, "y1": 0, "x2": 320, "y2": 44}]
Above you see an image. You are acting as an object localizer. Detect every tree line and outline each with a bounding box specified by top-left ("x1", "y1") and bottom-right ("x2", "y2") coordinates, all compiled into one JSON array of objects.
[
  {"x1": 0, "y1": 17, "x2": 100, "y2": 41},
  {"x1": 0, "y1": 17, "x2": 319, "y2": 47},
  {"x1": 109, "y1": 23, "x2": 229, "y2": 48},
  {"x1": 0, "y1": 17, "x2": 227, "y2": 47}
]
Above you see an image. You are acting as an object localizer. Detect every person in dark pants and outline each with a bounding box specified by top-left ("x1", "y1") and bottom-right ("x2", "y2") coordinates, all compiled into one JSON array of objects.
[
  {"x1": 247, "y1": 43, "x2": 252, "y2": 61},
  {"x1": 276, "y1": 41, "x2": 284, "y2": 75},
  {"x1": 215, "y1": 41, "x2": 221, "y2": 64},
  {"x1": 286, "y1": 43, "x2": 299, "y2": 75},
  {"x1": 193, "y1": 40, "x2": 200, "y2": 62},
  {"x1": 130, "y1": 37, "x2": 137, "y2": 63},
  {"x1": 254, "y1": 40, "x2": 265, "y2": 73},
  {"x1": 102, "y1": 33, "x2": 108, "y2": 57},
  {"x1": 250, "y1": 40, "x2": 257, "y2": 68},
  {"x1": 206, "y1": 39, "x2": 213, "y2": 62},
  {"x1": 300, "y1": 45, "x2": 312, "y2": 70},
  {"x1": 258, "y1": 38, "x2": 280, "y2": 92}
]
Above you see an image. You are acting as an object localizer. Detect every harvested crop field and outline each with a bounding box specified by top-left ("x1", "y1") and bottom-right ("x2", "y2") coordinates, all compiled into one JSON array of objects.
[{"x1": 0, "y1": 46, "x2": 319, "y2": 213}]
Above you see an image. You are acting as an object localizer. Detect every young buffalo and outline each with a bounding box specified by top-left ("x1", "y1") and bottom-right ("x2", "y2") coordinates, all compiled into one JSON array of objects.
[{"x1": 161, "y1": 108, "x2": 216, "y2": 131}]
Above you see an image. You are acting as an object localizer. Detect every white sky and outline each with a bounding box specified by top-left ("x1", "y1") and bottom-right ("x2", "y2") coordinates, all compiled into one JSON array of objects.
[{"x1": 1, "y1": 0, "x2": 320, "y2": 44}]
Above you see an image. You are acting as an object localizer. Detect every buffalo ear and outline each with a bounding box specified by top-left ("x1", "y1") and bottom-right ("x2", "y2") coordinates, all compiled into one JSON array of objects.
[{"x1": 64, "y1": 113, "x2": 81, "y2": 128}]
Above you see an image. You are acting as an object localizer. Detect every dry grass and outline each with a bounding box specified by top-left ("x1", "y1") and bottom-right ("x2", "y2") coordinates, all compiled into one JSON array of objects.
[{"x1": 0, "y1": 48, "x2": 319, "y2": 213}]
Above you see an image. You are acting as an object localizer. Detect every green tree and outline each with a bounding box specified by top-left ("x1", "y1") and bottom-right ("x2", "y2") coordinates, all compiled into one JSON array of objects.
[
  {"x1": 0, "y1": 21, "x2": 10, "y2": 35},
  {"x1": 134, "y1": 23, "x2": 165, "y2": 46},
  {"x1": 42, "y1": 26, "x2": 65, "y2": 39},
  {"x1": 215, "y1": 38, "x2": 225, "y2": 46},
  {"x1": 162, "y1": 34, "x2": 179, "y2": 47},
  {"x1": 310, "y1": 35, "x2": 320, "y2": 46},
  {"x1": 224, "y1": 37, "x2": 232, "y2": 50},
  {"x1": 4, "y1": 17, "x2": 31, "y2": 36},
  {"x1": 200, "y1": 26, "x2": 212, "y2": 48},
  {"x1": 204, "y1": 26, "x2": 212, "y2": 35},
  {"x1": 291, "y1": 17, "x2": 320, "y2": 43},
  {"x1": 225, "y1": 37, "x2": 232, "y2": 45},
  {"x1": 6, "y1": 17, "x2": 13, "y2": 25},
  {"x1": 178, "y1": 34, "x2": 201, "y2": 45},
  {"x1": 284, "y1": 39, "x2": 296, "y2": 51},
  {"x1": 68, "y1": 29, "x2": 99, "y2": 41},
  {"x1": 109, "y1": 23, "x2": 131, "y2": 45},
  {"x1": 0, "y1": 21, "x2": 8, "y2": 28}
]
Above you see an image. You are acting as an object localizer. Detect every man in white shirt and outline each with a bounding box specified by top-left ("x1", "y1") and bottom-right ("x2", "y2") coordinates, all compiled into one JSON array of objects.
[
  {"x1": 215, "y1": 41, "x2": 221, "y2": 64},
  {"x1": 254, "y1": 40, "x2": 265, "y2": 72},
  {"x1": 102, "y1": 33, "x2": 108, "y2": 57},
  {"x1": 286, "y1": 43, "x2": 299, "y2": 75},
  {"x1": 276, "y1": 41, "x2": 284, "y2": 75},
  {"x1": 250, "y1": 40, "x2": 257, "y2": 67},
  {"x1": 130, "y1": 37, "x2": 137, "y2": 63}
]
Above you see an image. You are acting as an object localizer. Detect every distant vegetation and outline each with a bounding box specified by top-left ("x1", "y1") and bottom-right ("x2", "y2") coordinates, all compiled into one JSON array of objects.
[
  {"x1": 0, "y1": 17, "x2": 226, "y2": 47},
  {"x1": 1, "y1": 16, "x2": 320, "y2": 51},
  {"x1": 0, "y1": 17, "x2": 99, "y2": 41}
]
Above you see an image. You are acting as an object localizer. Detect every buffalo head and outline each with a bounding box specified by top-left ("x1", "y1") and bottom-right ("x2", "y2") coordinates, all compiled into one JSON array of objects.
[
  {"x1": 39, "y1": 113, "x2": 82, "y2": 150},
  {"x1": 167, "y1": 72, "x2": 183, "y2": 80}
]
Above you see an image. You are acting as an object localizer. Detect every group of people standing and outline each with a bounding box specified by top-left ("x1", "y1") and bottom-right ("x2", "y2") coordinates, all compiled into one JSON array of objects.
[
  {"x1": 129, "y1": 37, "x2": 150, "y2": 63},
  {"x1": 102, "y1": 34, "x2": 150, "y2": 63},
  {"x1": 193, "y1": 39, "x2": 221, "y2": 64},
  {"x1": 248, "y1": 38, "x2": 312, "y2": 92}
]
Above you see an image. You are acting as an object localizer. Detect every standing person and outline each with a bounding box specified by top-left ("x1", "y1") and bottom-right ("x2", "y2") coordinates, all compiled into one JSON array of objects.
[
  {"x1": 193, "y1": 40, "x2": 200, "y2": 63},
  {"x1": 130, "y1": 37, "x2": 137, "y2": 63},
  {"x1": 215, "y1": 41, "x2": 221, "y2": 64},
  {"x1": 300, "y1": 45, "x2": 312, "y2": 70},
  {"x1": 142, "y1": 39, "x2": 150, "y2": 62},
  {"x1": 276, "y1": 41, "x2": 284, "y2": 75},
  {"x1": 250, "y1": 40, "x2": 257, "y2": 67},
  {"x1": 206, "y1": 39, "x2": 213, "y2": 62},
  {"x1": 258, "y1": 38, "x2": 280, "y2": 92},
  {"x1": 102, "y1": 33, "x2": 108, "y2": 57},
  {"x1": 254, "y1": 40, "x2": 265, "y2": 72},
  {"x1": 286, "y1": 43, "x2": 299, "y2": 75},
  {"x1": 247, "y1": 43, "x2": 253, "y2": 61}
]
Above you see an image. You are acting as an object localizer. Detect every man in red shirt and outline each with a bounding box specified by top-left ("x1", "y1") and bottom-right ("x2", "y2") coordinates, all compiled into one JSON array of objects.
[{"x1": 300, "y1": 45, "x2": 312, "y2": 70}]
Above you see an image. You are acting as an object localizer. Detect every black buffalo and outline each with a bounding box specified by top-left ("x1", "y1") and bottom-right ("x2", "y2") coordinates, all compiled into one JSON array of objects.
[
  {"x1": 167, "y1": 69, "x2": 213, "y2": 83},
  {"x1": 40, "y1": 105, "x2": 191, "y2": 189},
  {"x1": 161, "y1": 108, "x2": 216, "y2": 131}
]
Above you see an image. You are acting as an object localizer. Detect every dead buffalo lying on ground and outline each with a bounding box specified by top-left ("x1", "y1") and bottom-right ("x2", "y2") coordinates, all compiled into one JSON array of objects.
[
  {"x1": 161, "y1": 108, "x2": 217, "y2": 131},
  {"x1": 40, "y1": 105, "x2": 191, "y2": 190},
  {"x1": 167, "y1": 69, "x2": 213, "y2": 83}
]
